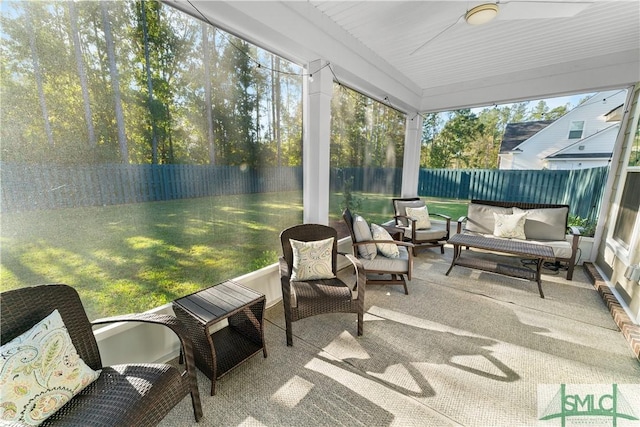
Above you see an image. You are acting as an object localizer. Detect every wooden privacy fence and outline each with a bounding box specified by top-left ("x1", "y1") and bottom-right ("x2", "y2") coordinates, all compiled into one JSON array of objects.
[
  {"x1": 1, "y1": 163, "x2": 302, "y2": 213},
  {"x1": 417, "y1": 166, "x2": 608, "y2": 221},
  {"x1": 1, "y1": 163, "x2": 607, "y2": 221}
]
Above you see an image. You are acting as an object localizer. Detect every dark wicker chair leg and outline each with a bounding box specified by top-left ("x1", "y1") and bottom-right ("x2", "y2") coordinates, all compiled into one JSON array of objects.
[
  {"x1": 191, "y1": 390, "x2": 203, "y2": 422},
  {"x1": 285, "y1": 318, "x2": 293, "y2": 346}
]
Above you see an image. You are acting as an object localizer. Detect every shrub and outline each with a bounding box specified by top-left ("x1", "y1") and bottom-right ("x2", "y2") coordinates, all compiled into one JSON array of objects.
[{"x1": 568, "y1": 215, "x2": 596, "y2": 237}]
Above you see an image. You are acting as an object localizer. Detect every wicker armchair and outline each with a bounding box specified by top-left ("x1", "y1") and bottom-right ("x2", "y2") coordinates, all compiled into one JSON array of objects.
[
  {"x1": 392, "y1": 197, "x2": 451, "y2": 255},
  {"x1": 279, "y1": 224, "x2": 366, "y2": 346},
  {"x1": 0, "y1": 284, "x2": 203, "y2": 426}
]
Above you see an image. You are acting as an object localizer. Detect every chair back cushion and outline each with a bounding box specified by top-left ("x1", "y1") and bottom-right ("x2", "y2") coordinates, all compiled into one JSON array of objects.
[
  {"x1": 1, "y1": 284, "x2": 102, "y2": 371},
  {"x1": 352, "y1": 215, "x2": 377, "y2": 260},
  {"x1": 393, "y1": 199, "x2": 425, "y2": 227}
]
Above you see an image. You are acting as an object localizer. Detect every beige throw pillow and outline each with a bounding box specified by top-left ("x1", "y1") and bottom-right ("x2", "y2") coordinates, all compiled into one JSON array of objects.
[
  {"x1": 289, "y1": 237, "x2": 335, "y2": 281},
  {"x1": 352, "y1": 214, "x2": 377, "y2": 260},
  {"x1": 0, "y1": 309, "x2": 101, "y2": 426},
  {"x1": 405, "y1": 206, "x2": 431, "y2": 230},
  {"x1": 370, "y1": 223, "x2": 400, "y2": 258},
  {"x1": 493, "y1": 212, "x2": 527, "y2": 240}
]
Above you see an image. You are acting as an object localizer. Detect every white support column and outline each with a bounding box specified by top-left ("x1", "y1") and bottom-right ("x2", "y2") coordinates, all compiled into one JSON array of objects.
[
  {"x1": 401, "y1": 114, "x2": 423, "y2": 198},
  {"x1": 303, "y1": 59, "x2": 333, "y2": 225}
]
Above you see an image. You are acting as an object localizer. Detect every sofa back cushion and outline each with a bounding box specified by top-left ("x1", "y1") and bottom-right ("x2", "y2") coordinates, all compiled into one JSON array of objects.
[
  {"x1": 513, "y1": 206, "x2": 568, "y2": 240},
  {"x1": 465, "y1": 203, "x2": 513, "y2": 234}
]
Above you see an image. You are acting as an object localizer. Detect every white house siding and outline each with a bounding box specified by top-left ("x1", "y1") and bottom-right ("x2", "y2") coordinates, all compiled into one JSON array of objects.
[
  {"x1": 507, "y1": 90, "x2": 627, "y2": 170},
  {"x1": 545, "y1": 124, "x2": 619, "y2": 170}
]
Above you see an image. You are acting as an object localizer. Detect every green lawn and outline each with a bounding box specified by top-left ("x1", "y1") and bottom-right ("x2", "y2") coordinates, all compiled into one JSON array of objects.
[
  {"x1": 329, "y1": 193, "x2": 468, "y2": 225},
  {"x1": 1, "y1": 192, "x2": 467, "y2": 320}
]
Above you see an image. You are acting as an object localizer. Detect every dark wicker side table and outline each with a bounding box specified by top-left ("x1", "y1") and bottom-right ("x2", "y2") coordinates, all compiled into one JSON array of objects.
[{"x1": 172, "y1": 280, "x2": 267, "y2": 395}]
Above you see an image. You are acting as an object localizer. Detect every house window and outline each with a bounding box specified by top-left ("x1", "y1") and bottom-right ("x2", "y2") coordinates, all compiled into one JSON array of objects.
[{"x1": 568, "y1": 121, "x2": 585, "y2": 139}]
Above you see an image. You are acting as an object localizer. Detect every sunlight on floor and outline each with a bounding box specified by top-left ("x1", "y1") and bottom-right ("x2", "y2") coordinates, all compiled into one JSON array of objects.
[{"x1": 269, "y1": 375, "x2": 314, "y2": 409}]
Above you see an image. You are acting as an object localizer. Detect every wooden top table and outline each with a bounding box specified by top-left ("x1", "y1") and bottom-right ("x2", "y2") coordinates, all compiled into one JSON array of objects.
[
  {"x1": 173, "y1": 280, "x2": 267, "y2": 395},
  {"x1": 446, "y1": 233, "x2": 554, "y2": 298}
]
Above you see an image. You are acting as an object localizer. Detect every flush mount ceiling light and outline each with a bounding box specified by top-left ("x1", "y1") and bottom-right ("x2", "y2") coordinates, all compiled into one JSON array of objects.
[{"x1": 465, "y1": 3, "x2": 499, "y2": 25}]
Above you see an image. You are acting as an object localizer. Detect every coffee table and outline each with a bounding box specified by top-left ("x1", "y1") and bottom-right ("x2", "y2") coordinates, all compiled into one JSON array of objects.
[
  {"x1": 446, "y1": 233, "x2": 554, "y2": 298},
  {"x1": 173, "y1": 280, "x2": 267, "y2": 395}
]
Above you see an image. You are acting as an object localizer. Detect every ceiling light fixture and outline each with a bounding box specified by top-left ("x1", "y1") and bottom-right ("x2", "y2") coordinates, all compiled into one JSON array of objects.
[{"x1": 465, "y1": 3, "x2": 499, "y2": 25}]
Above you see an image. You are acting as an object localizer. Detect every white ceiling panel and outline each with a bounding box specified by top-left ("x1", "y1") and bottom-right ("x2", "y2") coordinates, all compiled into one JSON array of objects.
[{"x1": 180, "y1": 0, "x2": 640, "y2": 112}]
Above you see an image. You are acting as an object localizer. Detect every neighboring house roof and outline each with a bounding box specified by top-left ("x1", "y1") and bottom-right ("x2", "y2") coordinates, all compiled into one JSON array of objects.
[
  {"x1": 499, "y1": 120, "x2": 554, "y2": 153},
  {"x1": 546, "y1": 123, "x2": 619, "y2": 160},
  {"x1": 500, "y1": 90, "x2": 627, "y2": 170},
  {"x1": 604, "y1": 104, "x2": 624, "y2": 122}
]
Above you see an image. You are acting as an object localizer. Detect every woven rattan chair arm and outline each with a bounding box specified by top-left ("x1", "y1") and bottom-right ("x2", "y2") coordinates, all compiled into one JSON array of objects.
[
  {"x1": 92, "y1": 313, "x2": 187, "y2": 338},
  {"x1": 278, "y1": 256, "x2": 291, "y2": 278},
  {"x1": 92, "y1": 313, "x2": 203, "y2": 421},
  {"x1": 92, "y1": 313, "x2": 195, "y2": 370},
  {"x1": 340, "y1": 253, "x2": 366, "y2": 300}
]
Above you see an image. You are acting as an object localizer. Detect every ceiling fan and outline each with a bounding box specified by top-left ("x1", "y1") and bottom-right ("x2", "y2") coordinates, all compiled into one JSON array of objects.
[{"x1": 410, "y1": 0, "x2": 596, "y2": 55}]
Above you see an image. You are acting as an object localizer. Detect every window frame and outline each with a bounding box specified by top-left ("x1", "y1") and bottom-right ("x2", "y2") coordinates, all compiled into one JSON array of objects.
[
  {"x1": 606, "y1": 88, "x2": 640, "y2": 264},
  {"x1": 568, "y1": 120, "x2": 585, "y2": 139}
]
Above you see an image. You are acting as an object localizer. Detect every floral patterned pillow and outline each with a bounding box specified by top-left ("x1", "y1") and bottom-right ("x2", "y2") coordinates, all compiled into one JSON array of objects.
[
  {"x1": 289, "y1": 237, "x2": 336, "y2": 281},
  {"x1": 493, "y1": 211, "x2": 527, "y2": 240},
  {"x1": 405, "y1": 206, "x2": 432, "y2": 230},
  {"x1": 0, "y1": 309, "x2": 101, "y2": 426}
]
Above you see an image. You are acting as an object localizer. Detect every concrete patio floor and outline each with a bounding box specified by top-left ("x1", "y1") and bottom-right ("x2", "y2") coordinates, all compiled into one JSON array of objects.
[{"x1": 160, "y1": 249, "x2": 640, "y2": 427}]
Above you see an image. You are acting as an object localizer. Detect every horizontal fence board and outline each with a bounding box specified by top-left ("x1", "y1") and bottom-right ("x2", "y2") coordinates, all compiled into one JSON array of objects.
[{"x1": 1, "y1": 163, "x2": 606, "y2": 223}]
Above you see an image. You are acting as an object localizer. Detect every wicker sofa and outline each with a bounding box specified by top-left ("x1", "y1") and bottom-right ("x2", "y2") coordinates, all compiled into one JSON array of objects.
[
  {"x1": 0, "y1": 284, "x2": 202, "y2": 426},
  {"x1": 456, "y1": 200, "x2": 581, "y2": 280}
]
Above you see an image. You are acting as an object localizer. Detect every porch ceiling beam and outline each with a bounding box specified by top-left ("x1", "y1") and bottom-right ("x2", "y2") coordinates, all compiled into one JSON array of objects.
[{"x1": 420, "y1": 49, "x2": 640, "y2": 113}]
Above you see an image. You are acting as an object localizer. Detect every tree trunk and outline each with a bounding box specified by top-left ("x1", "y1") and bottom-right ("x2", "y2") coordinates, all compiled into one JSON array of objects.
[
  {"x1": 271, "y1": 56, "x2": 282, "y2": 166},
  {"x1": 140, "y1": 2, "x2": 159, "y2": 164},
  {"x1": 69, "y1": 1, "x2": 96, "y2": 148},
  {"x1": 26, "y1": 6, "x2": 54, "y2": 147},
  {"x1": 101, "y1": 1, "x2": 129, "y2": 163},
  {"x1": 202, "y1": 23, "x2": 216, "y2": 165}
]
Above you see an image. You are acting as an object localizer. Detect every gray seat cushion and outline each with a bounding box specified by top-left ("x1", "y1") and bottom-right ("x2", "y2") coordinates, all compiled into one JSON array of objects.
[
  {"x1": 399, "y1": 223, "x2": 448, "y2": 241},
  {"x1": 358, "y1": 246, "x2": 409, "y2": 273}
]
